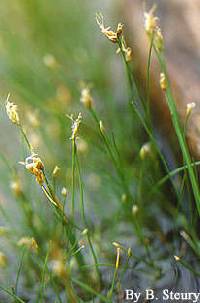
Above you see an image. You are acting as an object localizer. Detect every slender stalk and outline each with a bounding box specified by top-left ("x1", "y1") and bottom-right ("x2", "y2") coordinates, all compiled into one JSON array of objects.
[
  {"x1": 176, "y1": 259, "x2": 200, "y2": 278},
  {"x1": 146, "y1": 33, "x2": 154, "y2": 131},
  {"x1": 71, "y1": 138, "x2": 76, "y2": 218},
  {"x1": 14, "y1": 248, "x2": 26, "y2": 296},
  {"x1": 89, "y1": 108, "x2": 132, "y2": 201},
  {"x1": 154, "y1": 49, "x2": 200, "y2": 215},
  {"x1": 38, "y1": 248, "x2": 49, "y2": 303},
  {"x1": 72, "y1": 278, "x2": 111, "y2": 303},
  {"x1": 0, "y1": 286, "x2": 25, "y2": 303},
  {"x1": 19, "y1": 124, "x2": 32, "y2": 152},
  {"x1": 107, "y1": 248, "x2": 120, "y2": 300},
  {"x1": 117, "y1": 36, "x2": 182, "y2": 206},
  {"x1": 76, "y1": 151, "x2": 101, "y2": 283},
  {"x1": 152, "y1": 161, "x2": 200, "y2": 192}
]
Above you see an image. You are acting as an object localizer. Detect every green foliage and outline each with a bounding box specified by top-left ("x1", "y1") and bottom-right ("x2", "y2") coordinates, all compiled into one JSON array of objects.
[{"x1": 0, "y1": 1, "x2": 200, "y2": 302}]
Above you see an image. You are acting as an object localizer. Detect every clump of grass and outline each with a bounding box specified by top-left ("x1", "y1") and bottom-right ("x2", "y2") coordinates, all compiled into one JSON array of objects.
[{"x1": 0, "y1": 3, "x2": 200, "y2": 302}]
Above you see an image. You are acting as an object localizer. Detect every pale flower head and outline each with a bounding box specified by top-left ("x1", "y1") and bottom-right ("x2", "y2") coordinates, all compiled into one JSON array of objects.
[
  {"x1": 67, "y1": 112, "x2": 82, "y2": 141},
  {"x1": 0, "y1": 251, "x2": 8, "y2": 268},
  {"x1": 125, "y1": 47, "x2": 133, "y2": 62},
  {"x1": 174, "y1": 255, "x2": 180, "y2": 262},
  {"x1": 144, "y1": 6, "x2": 164, "y2": 52},
  {"x1": 155, "y1": 27, "x2": 164, "y2": 52},
  {"x1": 10, "y1": 179, "x2": 22, "y2": 196},
  {"x1": 80, "y1": 87, "x2": 93, "y2": 109},
  {"x1": 186, "y1": 102, "x2": 196, "y2": 117},
  {"x1": 43, "y1": 53, "x2": 58, "y2": 69},
  {"x1": 17, "y1": 237, "x2": 38, "y2": 253},
  {"x1": 117, "y1": 39, "x2": 133, "y2": 62},
  {"x1": 160, "y1": 73, "x2": 167, "y2": 91},
  {"x1": 96, "y1": 13, "x2": 123, "y2": 43},
  {"x1": 139, "y1": 142, "x2": 153, "y2": 160},
  {"x1": 132, "y1": 204, "x2": 139, "y2": 215},
  {"x1": 61, "y1": 187, "x2": 68, "y2": 197},
  {"x1": 144, "y1": 5, "x2": 158, "y2": 35},
  {"x1": 19, "y1": 153, "x2": 44, "y2": 185},
  {"x1": 52, "y1": 165, "x2": 60, "y2": 177},
  {"x1": 5, "y1": 94, "x2": 20, "y2": 125},
  {"x1": 82, "y1": 228, "x2": 88, "y2": 236}
]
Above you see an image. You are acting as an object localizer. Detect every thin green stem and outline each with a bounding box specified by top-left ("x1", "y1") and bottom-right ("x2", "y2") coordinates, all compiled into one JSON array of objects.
[
  {"x1": 89, "y1": 108, "x2": 132, "y2": 201},
  {"x1": 76, "y1": 150, "x2": 101, "y2": 283},
  {"x1": 152, "y1": 161, "x2": 200, "y2": 192},
  {"x1": 176, "y1": 259, "x2": 200, "y2": 277},
  {"x1": 0, "y1": 286, "x2": 25, "y2": 303},
  {"x1": 72, "y1": 279, "x2": 111, "y2": 303},
  {"x1": 154, "y1": 48, "x2": 200, "y2": 215},
  {"x1": 146, "y1": 33, "x2": 154, "y2": 130},
  {"x1": 19, "y1": 124, "x2": 32, "y2": 152},
  {"x1": 71, "y1": 138, "x2": 76, "y2": 218},
  {"x1": 118, "y1": 36, "x2": 182, "y2": 205},
  {"x1": 14, "y1": 248, "x2": 26, "y2": 296}
]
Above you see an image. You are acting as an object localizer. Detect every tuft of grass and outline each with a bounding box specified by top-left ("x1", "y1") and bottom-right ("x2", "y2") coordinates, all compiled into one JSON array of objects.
[{"x1": 0, "y1": 2, "x2": 200, "y2": 302}]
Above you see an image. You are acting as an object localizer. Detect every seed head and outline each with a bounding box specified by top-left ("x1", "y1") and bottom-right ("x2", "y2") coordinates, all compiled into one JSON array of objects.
[
  {"x1": 80, "y1": 87, "x2": 93, "y2": 109},
  {"x1": 10, "y1": 179, "x2": 22, "y2": 196},
  {"x1": 96, "y1": 13, "x2": 123, "y2": 43},
  {"x1": 121, "y1": 193, "x2": 128, "y2": 203},
  {"x1": 116, "y1": 23, "x2": 124, "y2": 37},
  {"x1": 43, "y1": 54, "x2": 58, "y2": 69},
  {"x1": 125, "y1": 47, "x2": 133, "y2": 62},
  {"x1": 160, "y1": 73, "x2": 167, "y2": 91},
  {"x1": 144, "y1": 5, "x2": 158, "y2": 35},
  {"x1": 154, "y1": 28, "x2": 164, "y2": 52},
  {"x1": 112, "y1": 242, "x2": 121, "y2": 248},
  {"x1": 180, "y1": 230, "x2": 190, "y2": 241},
  {"x1": 117, "y1": 40, "x2": 133, "y2": 62},
  {"x1": 186, "y1": 102, "x2": 196, "y2": 117},
  {"x1": 5, "y1": 95, "x2": 20, "y2": 125},
  {"x1": 51, "y1": 259, "x2": 66, "y2": 278},
  {"x1": 61, "y1": 187, "x2": 67, "y2": 197},
  {"x1": 132, "y1": 204, "x2": 139, "y2": 215},
  {"x1": 20, "y1": 153, "x2": 44, "y2": 185},
  {"x1": 0, "y1": 252, "x2": 7, "y2": 268},
  {"x1": 67, "y1": 113, "x2": 82, "y2": 141},
  {"x1": 17, "y1": 237, "x2": 38, "y2": 253},
  {"x1": 52, "y1": 165, "x2": 60, "y2": 177},
  {"x1": 82, "y1": 228, "x2": 88, "y2": 236},
  {"x1": 139, "y1": 142, "x2": 152, "y2": 160},
  {"x1": 174, "y1": 255, "x2": 180, "y2": 262}
]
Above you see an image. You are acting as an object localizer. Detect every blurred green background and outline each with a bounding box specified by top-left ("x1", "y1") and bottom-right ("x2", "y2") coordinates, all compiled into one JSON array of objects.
[
  {"x1": 0, "y1": 1, "x2": 168, "y2": 301},
  {"x1": 0, "y1": 0, "x2": 142, "y2": 211}
]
